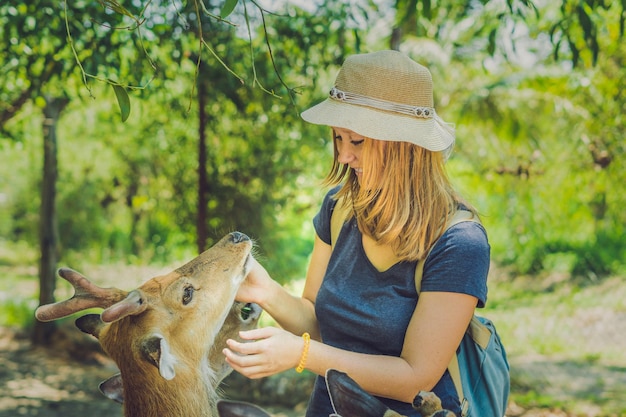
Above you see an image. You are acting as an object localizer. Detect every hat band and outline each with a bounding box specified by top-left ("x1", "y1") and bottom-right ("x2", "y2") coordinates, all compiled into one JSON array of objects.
[{"x1": 329, "y1": 87, "x2": 435, "y2": 119}]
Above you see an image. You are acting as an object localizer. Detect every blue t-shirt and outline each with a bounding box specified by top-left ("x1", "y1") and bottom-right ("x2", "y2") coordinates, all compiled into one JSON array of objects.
[{"x1": 305, "y1": 188, "x2": 490, "y2": 417}]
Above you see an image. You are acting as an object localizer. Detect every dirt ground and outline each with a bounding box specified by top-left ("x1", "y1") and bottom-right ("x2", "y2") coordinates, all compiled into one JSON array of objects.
[
  {"x1": 1, "y1": 325, "x2": 614, "y2": 417},
  {"x1": 0, "y1": 326, "x2": 118, "y2": 417},
  {"x1": 0, "y1": 324, "x2": 311, "y2": 417}
]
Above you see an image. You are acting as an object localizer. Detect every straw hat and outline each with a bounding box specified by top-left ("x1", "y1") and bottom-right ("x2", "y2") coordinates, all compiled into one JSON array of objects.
[{"x1": 301, "y1": 50, "x2": 455, "y2": 154}]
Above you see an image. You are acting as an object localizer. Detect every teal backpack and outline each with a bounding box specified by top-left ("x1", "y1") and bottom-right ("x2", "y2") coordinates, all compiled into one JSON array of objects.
[{"x1": 330, "y1": 203, "x2": 510, "y2": 417}]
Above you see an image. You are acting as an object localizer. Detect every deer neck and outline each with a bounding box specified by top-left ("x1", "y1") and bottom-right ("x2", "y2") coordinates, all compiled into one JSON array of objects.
[{"x1": 120, "y1": 362, "x2": 217, "y2": 417}]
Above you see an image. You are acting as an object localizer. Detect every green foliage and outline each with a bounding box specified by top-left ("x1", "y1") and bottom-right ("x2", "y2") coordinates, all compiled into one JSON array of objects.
[
  {"x1": 0, "y1": 250, "x2": 38, "y2": 328},
  {"x1": 1, "y1": 0, "x2": 625, "y2": 281},
  {"x1": 426, "y1": 4, "x2": 626, "y2": 277},
  {"x1": 0, "y1": 297, "x2": 37, "y2": 328},
  {"x1": 392, "y1": 0, "x2": 625, "y2": 68},
  {"x1": 549, "y1": 0, "x2": 625, "y2": 67},
  {"x1": 0, "y1": 0, "x2": 363, "y2": 281},
  {"x1": 221, "y1": 0, "x2": 239, "y2": 19},
  {"x1": 112, "y1": 85, "x2": 131, "y2": 122}
]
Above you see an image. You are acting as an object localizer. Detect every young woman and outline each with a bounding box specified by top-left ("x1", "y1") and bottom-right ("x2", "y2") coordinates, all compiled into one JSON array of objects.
[{"x1": 223, "y1": 50, "x2": 489, "y2": 416}]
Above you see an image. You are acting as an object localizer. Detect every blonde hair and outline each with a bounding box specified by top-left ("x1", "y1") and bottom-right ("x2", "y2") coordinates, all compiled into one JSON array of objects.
[{"x1": 324, "y1": 134, "x2": 476, "y2": 262}]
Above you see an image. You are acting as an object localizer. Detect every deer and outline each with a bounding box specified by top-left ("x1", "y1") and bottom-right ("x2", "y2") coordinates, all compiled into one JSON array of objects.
[
  {"x1": 98, "y1": 300, "x2": 262, "y2": 404},
  {"x1": 35, "y1": 231, "x2": 259, "y2": 417},
  {"x1": 215, "y1": 369, "x2": 456, "y2": 417}
]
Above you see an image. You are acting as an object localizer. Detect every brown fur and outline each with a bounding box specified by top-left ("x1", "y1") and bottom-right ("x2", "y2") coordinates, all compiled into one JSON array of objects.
[{"x1": 36, "y1": 232, "x2": 255, "y2": 417}]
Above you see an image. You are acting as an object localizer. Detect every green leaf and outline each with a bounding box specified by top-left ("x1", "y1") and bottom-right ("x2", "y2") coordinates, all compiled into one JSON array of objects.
[
  {"x1": 96, "y1": 0, "x2": 135, "y2": 19},
  {"x1": 488, "y1": 28, "x2": 497, "y2": 55},
  {"x1": 220, "y1": 0, "x2": 238, "y2": 19},
  {"x1": 423, "y1": 0, "x2": 432, "y2": 19},
  {"x1": 112, "y1": 84, "x2": 131, "y2": 122}
]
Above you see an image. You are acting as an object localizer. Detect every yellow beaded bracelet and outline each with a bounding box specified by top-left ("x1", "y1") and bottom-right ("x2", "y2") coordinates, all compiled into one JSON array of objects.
[{"x1": 295, "y1": 332, "x2": 311, "y2": 373}]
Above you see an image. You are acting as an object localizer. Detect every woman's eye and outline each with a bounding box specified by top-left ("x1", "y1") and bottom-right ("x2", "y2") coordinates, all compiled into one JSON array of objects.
[{"x1": 352, "y1": 139, "x2": 364, "y2": 146}]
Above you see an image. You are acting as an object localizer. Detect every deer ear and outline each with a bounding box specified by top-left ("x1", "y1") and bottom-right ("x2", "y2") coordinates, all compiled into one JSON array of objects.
[
  {"x1": 75, "y1": 314, "x2": 106, "y2": 338},
  {"x1": 216, "y1": 400, "x2": 272, "y2": 417},
  {"x1": 99, "y1": 373, "x2": 124, "y2": 404},
  {"x1": 140, "y1": 334, "x2": 177, "y2": 380},
  {"x1": 101, "y1": 290, "x2": 148, "y2": 323}
]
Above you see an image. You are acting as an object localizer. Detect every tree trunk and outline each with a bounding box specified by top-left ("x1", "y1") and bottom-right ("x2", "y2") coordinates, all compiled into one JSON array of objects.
[
  {"x1": 390, "y1": 27, "x2": 402, "y2": 51},
  {"x1": 197, "y1": 77, "x2": 208, "y2": 254},
  {"x1": 32, "y1": 96, "x2": 69, "y2": 345}
]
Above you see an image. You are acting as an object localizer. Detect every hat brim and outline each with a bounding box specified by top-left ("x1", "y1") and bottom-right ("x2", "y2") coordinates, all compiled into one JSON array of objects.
[{"x1": 301, "y1": 99, "x2": 454, "y2": 152}]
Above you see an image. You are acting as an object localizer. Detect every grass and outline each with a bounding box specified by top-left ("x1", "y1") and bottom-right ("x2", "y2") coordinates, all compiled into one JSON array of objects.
[
  {"x1": 1, "y1": 239, "x2": 624, "y2": 416},
  {"x1": 0, "y1": 240, "x2": 39, "y2": 329},
  {"x1": 484, "y1": 269, "x2": 626, "y2": 416}
]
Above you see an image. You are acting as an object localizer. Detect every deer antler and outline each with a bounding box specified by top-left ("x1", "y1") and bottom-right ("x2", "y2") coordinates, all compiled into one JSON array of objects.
[{"x1": 35, "y1": 267, "x2": 128, "y2": 322}]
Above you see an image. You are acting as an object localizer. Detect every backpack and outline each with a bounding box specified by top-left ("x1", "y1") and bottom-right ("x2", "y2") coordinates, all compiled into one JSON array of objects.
[{"x1": 330, "y1": 200, "x2": 510, "y2": 417}]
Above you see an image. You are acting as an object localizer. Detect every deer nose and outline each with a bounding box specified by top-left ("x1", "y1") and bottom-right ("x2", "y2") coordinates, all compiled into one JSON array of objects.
[{"x1": 229, "y1": 231, "x2": 250, "y2": 243}]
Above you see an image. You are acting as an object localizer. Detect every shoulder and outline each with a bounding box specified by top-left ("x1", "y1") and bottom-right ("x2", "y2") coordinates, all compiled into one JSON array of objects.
[
  {"x1": 442, "y1": 219, "x2": 489, "y2": 253},
  {"x1": 422, "y1": 218, "x2": 490, "y2": 307},
  {"x1": 429, "y1": 220, "x2": 490, "y2": 267}
]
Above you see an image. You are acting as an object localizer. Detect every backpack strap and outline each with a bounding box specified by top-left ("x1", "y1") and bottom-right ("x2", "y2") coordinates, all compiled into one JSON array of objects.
[
  {"x1": 414, "y1": 210, "x2": 480, "y2": 416},
  {"x1": 330, "y1": 197, "x2": 351, "y2": 248},
  {"x1": 413, "y1": 209, "x2": 478, "y2": 291}
]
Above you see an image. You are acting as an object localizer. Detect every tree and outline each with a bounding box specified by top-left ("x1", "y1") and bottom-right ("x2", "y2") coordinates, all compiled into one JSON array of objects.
[
  {"x1": 411, "y1": 1, "x2": 626, "y2": 276},
  {"x1": 3, "y1": 0, "x2": 624, "y2": 348},
  {"x1": 391, "y1": 0, "x2": 624, "y2": 67},
  {"x1": 1, "y1": 0, "x2": 164, "y2": 343},
  {"x1": 35, "y1": 96, "x2": 69, "y2": 344},
  {"x1": 2, "y1": 0, "x2": 369, "y2": 345}
]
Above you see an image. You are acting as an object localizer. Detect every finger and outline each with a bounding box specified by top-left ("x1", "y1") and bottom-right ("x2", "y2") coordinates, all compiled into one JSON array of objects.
[
  {"x1": 223, "y1": 347, "x2": 262, "y2": 368},
  {"x1": 231, "y1": 363, "x2": 271, "y2": 380},
  {"x1": 238, "y1": 326, "x2": 277, "y2": 341},
  {"x1": 225, "y1": 338, "x2": 263, "y2": 355},
  {"x1": 223, "y1": 349, "x2": 269, "y2": 379}
]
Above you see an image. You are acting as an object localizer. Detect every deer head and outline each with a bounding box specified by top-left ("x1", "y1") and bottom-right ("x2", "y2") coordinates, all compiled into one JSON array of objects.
[
  {"x1": 98, "y1": 301, "x2": 262, "y2": 404},
  {"x1": 35, "y1": 231, "x2": 255, "y2": 417}
]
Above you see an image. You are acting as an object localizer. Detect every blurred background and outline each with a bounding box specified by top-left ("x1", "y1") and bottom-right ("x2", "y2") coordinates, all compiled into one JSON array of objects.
[{"x1": 0, "y1": 0, "x2": 624, "y2": 416}]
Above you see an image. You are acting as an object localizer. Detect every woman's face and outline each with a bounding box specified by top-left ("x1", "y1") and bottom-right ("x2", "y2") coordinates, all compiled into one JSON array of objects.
[{"x1": 333, "y1": 127, "x2": 365, "y2": 182}]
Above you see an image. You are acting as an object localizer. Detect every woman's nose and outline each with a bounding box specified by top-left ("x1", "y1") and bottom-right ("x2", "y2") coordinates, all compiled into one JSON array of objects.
[
  {"x1": 337, "y1": 144, "x2": 354, "y2": 164},
  {"x1": 338, "y1": 152, "x2": 353, "y2": 164}
]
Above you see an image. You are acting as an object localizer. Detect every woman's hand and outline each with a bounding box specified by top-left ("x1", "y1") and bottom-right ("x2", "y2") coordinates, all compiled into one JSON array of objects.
[
  {"x1": 223, "y1": 327, "x2": 304, "y2": 379},
  {"x1": 236, "y1": 257, "x2": 275, "y2": 306}
]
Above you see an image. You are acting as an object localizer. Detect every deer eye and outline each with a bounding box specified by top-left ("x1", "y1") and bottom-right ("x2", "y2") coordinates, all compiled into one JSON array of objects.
[
  {"x1": 182, "y1": 286, "x2": 194, "y2": 305},
  {"x1": 240, "y1": 303, "x2": 253, "y2": 320}
]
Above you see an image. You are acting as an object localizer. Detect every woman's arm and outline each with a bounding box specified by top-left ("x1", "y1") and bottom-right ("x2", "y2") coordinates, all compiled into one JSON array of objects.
[
  {"x1": 224, "y1": 291, "x2": 477, "y2": 404},
  {"x1": 326, "y1": 291, "x2": 477, "y2": 401},
  {"x1": 235, "y1": 234, "x2": 332, "y2": 340}
]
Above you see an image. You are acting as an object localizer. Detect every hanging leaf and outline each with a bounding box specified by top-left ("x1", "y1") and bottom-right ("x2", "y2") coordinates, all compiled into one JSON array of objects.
[
  {"x1": 423, "y1": 0, "x2": 432, "y2": 19},
  {"x1": 112, "y1": 84, "x2": 131, "y2": 122},
  {"x1": 488, "y1": 28, "x2": 497, "y2": 55},
  {"x1": 96, "y1": 0, "x2": 135, "y2": 19},
  {"x1": 221, "y1": 0, "x2": 238, "y2": 19}
]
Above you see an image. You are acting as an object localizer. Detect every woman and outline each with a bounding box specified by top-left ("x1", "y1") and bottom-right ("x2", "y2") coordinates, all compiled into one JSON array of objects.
[{"x1": 223, "y1": 50, "x2": 489, "y2": 416}]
